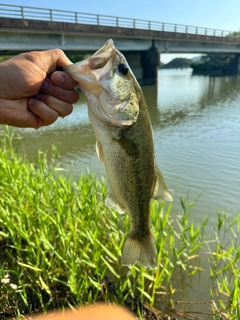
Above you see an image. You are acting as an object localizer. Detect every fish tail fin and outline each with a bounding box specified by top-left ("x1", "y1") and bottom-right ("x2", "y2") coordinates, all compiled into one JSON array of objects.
[{"x1": 121, "y1": 232, "x2": 157, "y2": 269}]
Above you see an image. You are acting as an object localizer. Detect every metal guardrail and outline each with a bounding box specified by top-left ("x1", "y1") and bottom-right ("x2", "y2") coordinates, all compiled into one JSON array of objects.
[{"x1": 0, "y1": 3, "x2": 238, "y2": 38}]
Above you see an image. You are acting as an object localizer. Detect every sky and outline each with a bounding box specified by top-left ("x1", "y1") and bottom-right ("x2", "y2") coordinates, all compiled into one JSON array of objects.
[{"x1": 1, "y1": 0, "x2": 240, "y2": 63}]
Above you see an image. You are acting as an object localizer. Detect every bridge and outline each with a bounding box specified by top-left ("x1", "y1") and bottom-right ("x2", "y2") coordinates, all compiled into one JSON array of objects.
[{"x1": 1, "y1": 4, "x2": 240, "y2": 85}]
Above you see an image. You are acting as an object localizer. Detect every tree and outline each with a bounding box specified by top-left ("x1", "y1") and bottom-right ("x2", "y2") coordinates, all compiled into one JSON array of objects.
[{"x1": 190, "y1": 54, "x2": 237, "y2": 75}]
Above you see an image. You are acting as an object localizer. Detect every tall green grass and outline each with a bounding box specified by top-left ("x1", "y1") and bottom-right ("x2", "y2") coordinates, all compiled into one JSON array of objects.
[{"x1": 0, "y1": 127, "x2": 239, "y2": 319}]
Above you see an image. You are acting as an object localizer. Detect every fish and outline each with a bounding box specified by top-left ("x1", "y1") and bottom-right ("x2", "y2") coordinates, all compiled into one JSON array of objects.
[{"x1": 65, "y1": 39, "x2": 172, "y2": 269}]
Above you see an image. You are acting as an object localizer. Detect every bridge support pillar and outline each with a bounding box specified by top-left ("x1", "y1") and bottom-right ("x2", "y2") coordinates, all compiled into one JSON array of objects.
[
  {"x1": 124, "y1": 42, "x2": 160, "y2": 86},
  {"x1": 140, "y1": 42, "x2": 160, "y2": 86},
  {"x1": 124, "y1": 52, "x2": 143, "y2": 85},
  {"x1": 236, "y1": 54, "x2": 240, "y2": 75}
]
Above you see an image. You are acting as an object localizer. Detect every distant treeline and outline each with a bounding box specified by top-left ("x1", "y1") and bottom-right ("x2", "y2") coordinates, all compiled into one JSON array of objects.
[
  {"x1": 159, "y1": 58, "x2": 192, "y2": 69},
  {"x1": 0, "y1": 54, "x2": 89, "y2": 63},
  {"x1": 160, "y1": 54, "x2": 239, "y2": 76},
  {"x1": 190, "y1": 54, "x2": 238, "y2": 76},
  {"x1": 66, "y1": 53, "x2": 90, "y2": 63},
  {"x1": 1, "y1": 53, "x2": 238, "y2": 76},
  {"x1": 0, "y1": 55, "x2": 13, "y2": 62}
]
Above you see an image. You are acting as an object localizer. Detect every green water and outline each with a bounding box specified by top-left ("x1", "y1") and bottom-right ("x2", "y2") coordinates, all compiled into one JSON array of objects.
[
  {"x1": 13, "y1": 68, "x2": 240, "y2": 315},
  {"x1": 15, "y1": 69, "x2": 240, "y2": 220}
]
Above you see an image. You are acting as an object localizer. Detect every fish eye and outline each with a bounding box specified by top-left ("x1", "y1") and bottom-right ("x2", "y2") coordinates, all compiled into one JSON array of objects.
[{"x1": 118, "y1": 63, "x2": 129, "y2": 76}]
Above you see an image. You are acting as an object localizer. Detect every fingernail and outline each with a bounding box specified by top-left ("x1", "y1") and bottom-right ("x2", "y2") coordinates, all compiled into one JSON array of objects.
[
  {"x1": 55, "y1": 73, "x2": 64, "y2": 84},
  {"x1": 28, "y1": 98, "x2": 35, "y2": 107},
  {"x1": 41, "y1": 79, "x2": 49, "y2": 90}
]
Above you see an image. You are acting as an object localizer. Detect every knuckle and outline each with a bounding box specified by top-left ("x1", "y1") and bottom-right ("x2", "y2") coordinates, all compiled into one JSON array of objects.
[
  {"x1": 38, "y1": 94, "x2": 49, "y2": 104},
  {"x1": 66, "y1": 104, "x2": 73, "y2": 115},
  {"x1": 44, "y1": 114, "x2": 57, "y2": 126},
  {"x1": 59, "y1": 103, "x2": 73, "y2": 117},
  {"x1": 72, "y1": 91, "x2": 80, "y2": 103},
  {"x1": 54, "y1": 48, "x2": 64, "y2": 56}
]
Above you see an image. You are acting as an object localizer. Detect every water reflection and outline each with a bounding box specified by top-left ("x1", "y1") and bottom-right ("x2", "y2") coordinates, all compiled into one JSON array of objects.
[
  {"x1": 142, "y1": 85, "x2": 158, "y2": 124},
  {"x1": 148, "y1": 70, "x2": 240, "y2": 129},
  {"x1": 9, "y1": 68, "x2": 240, "y2": 316},
  {"x1": 13, "y1": 70, "x2": 240, "y2": 218}
]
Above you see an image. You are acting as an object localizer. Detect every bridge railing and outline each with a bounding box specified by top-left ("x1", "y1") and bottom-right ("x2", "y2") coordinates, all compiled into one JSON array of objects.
[{"x1": 0, "y1": 3, "x2": 238, "y2": 39}]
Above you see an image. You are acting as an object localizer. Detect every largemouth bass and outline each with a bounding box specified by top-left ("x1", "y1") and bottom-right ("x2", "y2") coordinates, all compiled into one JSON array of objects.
[{"x1": 65, "y1": 39, "x2": 172, "y2": 268}]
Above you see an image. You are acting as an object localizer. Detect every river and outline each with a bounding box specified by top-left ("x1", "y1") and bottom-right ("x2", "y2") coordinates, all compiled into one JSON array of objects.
[{"x1": 13, "y1": 68, "x2": 240, "y2": 315}]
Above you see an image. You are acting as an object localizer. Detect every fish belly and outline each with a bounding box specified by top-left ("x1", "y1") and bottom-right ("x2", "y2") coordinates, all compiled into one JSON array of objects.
[{"x1": 101, "y1": 127, "x2": 157, "y2": 268}]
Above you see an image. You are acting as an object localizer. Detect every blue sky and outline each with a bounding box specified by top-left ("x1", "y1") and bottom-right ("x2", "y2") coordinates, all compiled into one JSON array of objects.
[{"x1": 1, "y1": 0, "x2": 239, "y2": 63}]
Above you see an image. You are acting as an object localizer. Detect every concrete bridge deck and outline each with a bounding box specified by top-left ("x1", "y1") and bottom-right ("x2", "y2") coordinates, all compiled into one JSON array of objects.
[
  {"x1": 1, "y1": 16, "x2": 240, "y2": 55},
  {"x1": 1, "y1": 4, "x2": 240, "y2": 84}
]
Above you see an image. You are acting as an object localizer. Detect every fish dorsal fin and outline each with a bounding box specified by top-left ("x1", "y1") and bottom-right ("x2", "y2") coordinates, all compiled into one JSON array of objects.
[
  {"x1": 105, "y1": 192, "x2": 126, "y2": 214},
  {"x1": 96, "y1": 140, "x2": 104, "y2": 163},
  {"x1": 152, "y1": 165, "x2": 173, "y2": 202}
]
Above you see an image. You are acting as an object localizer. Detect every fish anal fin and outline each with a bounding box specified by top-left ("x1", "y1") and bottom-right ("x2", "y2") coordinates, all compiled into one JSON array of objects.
[
  {"x1": 121, "y1": 232, "x2": 157, "y2": 269},
  {"x1": 105, "y1": 192, "x2": 125, "y2": 214},
  {"x1": 152, "y1": 165, "x2": 173, "y2": 202},
  {"x1": 96, "y1": 140, "x2": 104, "y2": 163}
]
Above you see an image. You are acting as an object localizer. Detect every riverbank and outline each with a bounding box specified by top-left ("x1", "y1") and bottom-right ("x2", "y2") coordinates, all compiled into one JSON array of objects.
[
  {"x1": 0, "y1": 128, "x2": 239, "y2": 319},
  {"x1": 160, "y1": 55, "x2": 239, "y2": 76},
  {"x1": 191, "y1": 54, "x2": 238, "y2": 76}
]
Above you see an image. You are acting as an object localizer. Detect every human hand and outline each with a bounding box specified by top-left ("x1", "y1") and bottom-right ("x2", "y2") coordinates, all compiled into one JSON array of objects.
[
  {"x1": 35, "y1": 304, "x2": 136, "y2": 320},
  {"x1": 0, "y1": 49, "x2": 79, "y2": 129}
]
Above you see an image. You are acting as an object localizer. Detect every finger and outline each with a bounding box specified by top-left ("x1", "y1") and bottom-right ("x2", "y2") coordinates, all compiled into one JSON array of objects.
[
  {"x1": 40, "y1": 78, "x2": 79, "y2": 104},
  {"x1": 51, "y1": 71, "x2": 78, "y2": 90},
  {"x1": 42, "y1": 49, "x2": 72, "y2": 74},
  {"x1": 28, "y1": 98, "x2": 59, "y2": 128},
  {"x1": 37, "y1": 305, "x2": 135, "y2": 320},
  {"x1": 34, "y1": 93, "x2": 73, "y2": 117}
]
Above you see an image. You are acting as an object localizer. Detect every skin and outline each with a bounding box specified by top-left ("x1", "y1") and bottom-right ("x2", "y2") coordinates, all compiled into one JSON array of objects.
[
  {"x1": 0, "y1": 49, "x2": 79, "y2": 129},
  {"x1": 33, "y1": 304, "x2": 136, "y2": 320},
  {"x1": 66, "y1": 41, "x2": 163, "y2": 268},
  {"x1": 0, "y1": 55, "x2": 134, "y2": 318}
]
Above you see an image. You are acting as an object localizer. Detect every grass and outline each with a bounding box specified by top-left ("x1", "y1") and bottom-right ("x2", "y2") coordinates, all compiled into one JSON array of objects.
[{"x1": 0, "y1": 127, "x2": 239, "y2": 319}]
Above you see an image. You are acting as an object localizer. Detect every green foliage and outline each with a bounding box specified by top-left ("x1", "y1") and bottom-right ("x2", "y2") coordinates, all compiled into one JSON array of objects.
[
  {"x1": 160, "y1": 58, "x2": 192, "y2": 69},
  {"x1": 0, "y1": 56, "x2": 13, "y2": 63},
  {"x1": 0, "y1": 54, "x2": 88, "y2": 64},
  {"x1": 208, "y1": 212, "x2": 240, "y2": 319},
  {"x1": 66, "y1": 54, "x2": 91, "y2": 63},
  {"x1": 228, "y1": 31, "x2": 240, "y2": 38},
  {"x1": 190, "y1": 54, "x2": 238, "y2": 75},
  {"x1": 0, "y1": 127, "x2": 239, "y2": 319}
]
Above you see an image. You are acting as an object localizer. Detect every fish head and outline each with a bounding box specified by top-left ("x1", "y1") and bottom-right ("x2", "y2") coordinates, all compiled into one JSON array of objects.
[{"x1": 65, "y1": 39, "x2": 139, "y2": 127}]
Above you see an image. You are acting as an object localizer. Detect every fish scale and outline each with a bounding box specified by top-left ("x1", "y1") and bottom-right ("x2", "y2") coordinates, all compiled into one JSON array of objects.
[{"x1": 65, "y1": 39, "x2": 172, "y2": 269}]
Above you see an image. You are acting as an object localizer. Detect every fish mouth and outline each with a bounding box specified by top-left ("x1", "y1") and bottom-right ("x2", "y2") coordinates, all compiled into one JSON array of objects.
[
  {"x1": 92, "y1": 39, "x2": 114, "y2": 58},
  {"x1": 88, "y1": 39, "x2": 116, "y2": 71},
  {"x1": 65, "y1": 39, "x2": 116, "y2": 85}
]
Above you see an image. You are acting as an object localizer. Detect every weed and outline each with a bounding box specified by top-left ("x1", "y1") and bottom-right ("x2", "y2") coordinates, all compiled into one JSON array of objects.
[{"x1": 0, "y1": 128, "x2": 239, "y2": 319}]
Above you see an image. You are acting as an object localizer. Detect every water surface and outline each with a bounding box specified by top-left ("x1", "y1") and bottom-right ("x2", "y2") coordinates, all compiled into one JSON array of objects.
[
  {"x1": 13, "y1": 68, "x2": 240, "y2": 315},
  {"x1": 16, "y1": 69, "x2": 240, "y2": 222}
]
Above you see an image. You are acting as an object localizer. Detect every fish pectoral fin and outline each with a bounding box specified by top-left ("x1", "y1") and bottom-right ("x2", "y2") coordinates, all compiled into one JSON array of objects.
[
  {"x1": 105, "y1": 192, "x2": 126, "y2": 214},
  {"x1": 114, "y1": 128, "x2": 140, "y2": 158},
  {"x1": 152, "y1": 165, "x2": 173, "y2": 202},
  {"x1": 96, "y1": 140, "x2": 104, "y2": 163}
]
